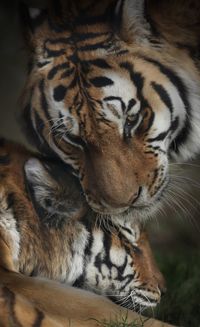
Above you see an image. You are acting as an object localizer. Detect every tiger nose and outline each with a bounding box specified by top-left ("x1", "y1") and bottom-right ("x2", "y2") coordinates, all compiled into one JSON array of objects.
[
  {"x1": 103, "y1": 186, "x2": 142, "y2": 208},
  {"x1": 130, "y1": 186, "x2": 142, "y2": 205}
]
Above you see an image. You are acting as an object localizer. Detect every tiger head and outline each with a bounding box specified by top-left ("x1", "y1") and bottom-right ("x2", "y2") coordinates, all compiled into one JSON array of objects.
[{"x1": 20, "y1": 0, "x2": 200, "y2": 218}]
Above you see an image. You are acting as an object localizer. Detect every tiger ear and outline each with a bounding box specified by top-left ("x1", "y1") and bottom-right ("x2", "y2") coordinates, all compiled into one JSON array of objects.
[
  {"x1": 115, "y1": 0, "x2": 151, "y2": 44},
  {"x1": 19, "y1": 2, "x2": 47, "y2": 47}
]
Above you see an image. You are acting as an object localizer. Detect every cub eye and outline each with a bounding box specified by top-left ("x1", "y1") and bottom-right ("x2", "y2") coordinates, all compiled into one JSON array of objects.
[{"x1": 124, "y1": 114, "x2": 139, "y2": 139}]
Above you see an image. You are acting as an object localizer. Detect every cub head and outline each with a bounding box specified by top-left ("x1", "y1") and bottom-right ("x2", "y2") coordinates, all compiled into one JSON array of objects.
[
  {"x1": 25, "y1": 157, "x2": 165, "y2": 310},
  {"x1": 76, "y1": 223, "x2": 165, "y2": 310},
  {"x1": 20, "y1": 0, "x2": 192, "y2": 218}
]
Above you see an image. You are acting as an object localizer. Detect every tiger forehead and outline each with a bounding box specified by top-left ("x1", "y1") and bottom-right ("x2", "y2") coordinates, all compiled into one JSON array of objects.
[
  {"x1": 37, "y1": 10, "x2": 125, "y2": 63},
  {"x1": 41, "y1": 50, "x2": 140, "y2": 116}
]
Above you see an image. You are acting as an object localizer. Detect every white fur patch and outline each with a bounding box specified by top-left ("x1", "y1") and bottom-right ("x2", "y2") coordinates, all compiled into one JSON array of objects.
[
  {"x1": 66, "y1": 224, "x2": 89, "y2": 284},
  {"x1": 109, "y1": 246, "x2": 126, "y2": 266},
  {"x1": 0, "y1": 193, "x2": 20, "y2": 266}
]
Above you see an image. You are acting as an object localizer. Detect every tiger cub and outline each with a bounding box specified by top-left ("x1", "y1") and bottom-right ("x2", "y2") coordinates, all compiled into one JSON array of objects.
[{"x1": 0, "y1": 138, "x2": 165, "y2": 311}]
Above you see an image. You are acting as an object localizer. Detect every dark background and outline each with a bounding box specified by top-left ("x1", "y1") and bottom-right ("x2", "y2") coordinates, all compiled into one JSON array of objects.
[{"x1": 0, "y1": 1, "x2": 200, "y2": 325}]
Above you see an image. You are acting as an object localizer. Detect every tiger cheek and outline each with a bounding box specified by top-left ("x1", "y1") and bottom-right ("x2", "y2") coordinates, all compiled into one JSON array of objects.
[{"x1": 137, "y1": 232, "x2": 166, "y2": 292}]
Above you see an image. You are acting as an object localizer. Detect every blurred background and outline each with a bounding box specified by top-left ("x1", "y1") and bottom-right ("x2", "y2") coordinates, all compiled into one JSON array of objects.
[{"x1": 0, "y1": 1, "x2": 200, "y2": 326}]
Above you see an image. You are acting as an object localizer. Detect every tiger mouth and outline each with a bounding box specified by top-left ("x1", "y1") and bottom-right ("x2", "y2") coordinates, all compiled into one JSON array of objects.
[
  {"x1": 111, "y1": 289, "x2": 161, "y2": 311},
  {"x1": 87, "y1": 178, "x2": 169, "y2": 217},
  {"x1": 88, "y1": 201, "x2": 156, "y2": 217}
]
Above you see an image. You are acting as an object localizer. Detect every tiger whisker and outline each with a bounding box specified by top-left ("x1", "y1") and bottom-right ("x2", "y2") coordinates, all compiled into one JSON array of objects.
[{"x1": 169, "y1": 162, "x2": 200, "y2": 168}]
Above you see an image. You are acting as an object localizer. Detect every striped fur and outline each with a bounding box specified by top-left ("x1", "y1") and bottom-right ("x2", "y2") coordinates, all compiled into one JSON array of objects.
[
  {"x1": 19, "y1": 0, "x2": 200, "y2": 219},
  {"x1": 0, "y1": 139, "x2": 165, "y2": 322}
]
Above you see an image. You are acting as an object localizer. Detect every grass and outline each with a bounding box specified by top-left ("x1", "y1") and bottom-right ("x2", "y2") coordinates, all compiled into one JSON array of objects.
[
  {"x1": 151, "y1": 249, "x2": 200, "y2": 327},
  {"x1": 95, "y1": 314, "x2": 148, "y2": 327}
]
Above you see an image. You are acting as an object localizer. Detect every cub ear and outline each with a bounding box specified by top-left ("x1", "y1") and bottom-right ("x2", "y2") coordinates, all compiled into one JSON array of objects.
[
  {"x1": 115, "y1": 0, "x2": 151, "y2": 44},
  {"x1": 19, "y1": 2, "x2": 47, "y2": 47},
  {"x1": 24, "y1": 158, "x2": 55, "y2": 191}
]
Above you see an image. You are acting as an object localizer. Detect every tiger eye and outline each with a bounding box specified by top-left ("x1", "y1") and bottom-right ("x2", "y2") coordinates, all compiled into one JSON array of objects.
[{"x1": 124, "y1": 114, "x2": 139, "y2": 139}]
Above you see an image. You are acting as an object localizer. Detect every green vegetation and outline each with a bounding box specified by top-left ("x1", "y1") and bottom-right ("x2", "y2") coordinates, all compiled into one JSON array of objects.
[
  {"x1": 97, "y1": 315, "x2": 147, "y2": 327},
  {"x1": 100, "y1": 317, "x2": 146, "y2": 327},
  {"x1": 152, "y1": 250, "x2": 200, "y2": 327}
]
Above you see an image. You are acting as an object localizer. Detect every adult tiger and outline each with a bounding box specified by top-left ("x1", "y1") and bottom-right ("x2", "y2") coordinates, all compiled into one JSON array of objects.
[
  {"x1": 0, "y1": 139, "x2": 169, "y2": 326},
  {"x1": 20, "y1": 0, "x2": 200, "y2": 220}
]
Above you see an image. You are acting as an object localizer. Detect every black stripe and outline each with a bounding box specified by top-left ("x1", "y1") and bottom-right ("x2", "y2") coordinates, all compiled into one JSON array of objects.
[
  {"x1": 104, "y1": 96, "x2": 126, "y2": 112},
  {"x1": 68, "y1": 73, "x2": 79, "y2": 90},
  {"x1": 45, "y1": 37, "x2": 70, "y2": 45},
  {"x1": 75, "y1": 31, "x2": 108, "y2": 42},
  {"x1": 148, "y1": 131, "x2": 169, "y2": 142},
  {"x1": 2, "y1": 287, "x2": 22, "y2": 327},
  {"x1": 73, "y1": 213, "x2": 94, "y2": 288},
  {"x1": 138, "y1": 102, "x2": 155, "y2": 134},
  {"x1": 39, "y1": 79, "x2": 51, "y2": 122},
  {"x1": 140, "y1": 56, "x2": 190, "y2": 111},
  {"x1": 21, "y1": 102, "x2": 56, "y2": 158},
  {"x1": 48, "y1": 62, "x2": 70, "y2": 80},
  {"x1": 170, "y1": 117, "x2": 179, "y2": 134},
  {"x1": 140, "y1": 56, "x2": 191, "y2": 152},
  {"x1": 127, "y1": 98, "x2": 137, "y2": 112},
  {"x1": 151, "y1": 82, "x2": 173, "y2": 114},
  {"x1": 78, "y1": 41, "x2": 111, "y2": 52},
  {"x1": 45, "y1": 48, "x2": 66, "y2": 57},
  {"x1": 88, "y1": 59, "x2": 112, "y2": 69},
  {"x1": 53, "y1": 84, "x2": 67, "y2": 102},
  {"x1": 148, "y1": 146, "x2": 166, "y2": 155},
  {"x1": 64, "y1": 132, "x2": 86, "y2": 149},
  {"x1": 61, "y1": 67, "x2": 75, "y2": 79},
  {"x1": 120, "y1": 62, "x2": 144, "y2": 99},
  {"x1": 34, "y1": 111, "x2": 45, "y2": 137},
  {"x1": 37, "y1": 61, "x2": 50, "y2": 68},
  {"x1": 7, "y1": 193, "x2": 15, "y2": 209},
  {"x1": 90, "y1": 76, "x2": 114, "y2": 88},
  {"x1": 32, "y1": 308, "x2": 45, "y2": 327},
  {"x1": 44, "y1": 39, "x2": 67, "y2": 57},
  {"x1": 120, "y1": 62, "x2": 155, "y2": 133},
  {"x1": 21, "y1": 104, "x2": 44, "y2": 151},
  {"x1": 124, "y1": 114, "x2": 139, "y2": 139},
  {"x1": 151, "y1": 82, "x2": 174, "y2": 141}
]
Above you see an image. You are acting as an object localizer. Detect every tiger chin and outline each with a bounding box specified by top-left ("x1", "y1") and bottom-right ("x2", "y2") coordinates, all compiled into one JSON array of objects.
[
  {"x1": 0, "y1": 139, "x2": 165, "y2": 317},
  {"x1": 19, "y1": 0, "x2": 200, "y2": 219}
]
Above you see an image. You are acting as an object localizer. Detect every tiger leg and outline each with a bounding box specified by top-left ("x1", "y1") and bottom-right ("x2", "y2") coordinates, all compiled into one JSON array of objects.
[
  {"x1": 0, "y1": 285, "x2": 63, "y2": 327},
  {"x1": 0, "y1": 268, "x2": 174, "y2": 327}
]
